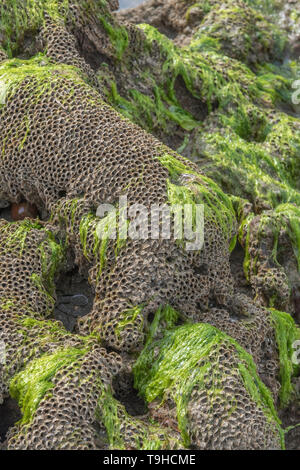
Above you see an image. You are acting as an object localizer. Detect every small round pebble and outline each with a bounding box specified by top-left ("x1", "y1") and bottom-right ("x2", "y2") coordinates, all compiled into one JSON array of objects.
[{"x1": 11, "y1": 202, "x2": 38, "y2": 221}]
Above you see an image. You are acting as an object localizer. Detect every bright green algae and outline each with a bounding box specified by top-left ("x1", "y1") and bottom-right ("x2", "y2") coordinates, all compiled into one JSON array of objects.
[
  {"x1": 102, "y1": 20, "x2": 294, "y2": 135},
  {"x1": 97, "y1": 5, "x2": 300, "y2": 303},
  {"x1": 0, "y1": 0, "x2": 128, "y2": 59},
  {"x1": 238, "y1": 203, "x2": 300, "y2": 282},
  {"x1": 0, "y1": 0, "x2": 298, "y2": 448},
  {"x1": 134, "y1": 305, "x2": 285, "y2": 448},
  {"x1": 9, "y1": 346, "x2": 87, "y2": 425},
  {"x1": 189, "y1": 0, "x2": 286, "y2": 66},
  {"x1": 98, "y1": 12, "x2": 128, "y2": 61},
  {"x1": 0, "y1": 219, "x2": 65, "y2": 303},
  {"x1": 98, "y1": 24, "x2": 213, "y2": 135},
  {"x1": 114, "y1": 306, "x2": 144, "y2": 338},
  {"x1": 0, "y1": 219, "x2": 44, "y2": 254},
  {"x1": 104, "y1": 75, "x2": 201, "y2": 134},
  {"x1": 0, "y1": 0, "x2": 70, "y2": 55},
  {"x1": 270, "y1": 309, "x2": 300, "y2": 407},
  {"x1": 156, "y1": 151, "x2": 236, "y2": 247},
  {"x1": 198, "y1": 119, "x2": 300, "y2": 207},
  {"x1": 96, "y1": 385, "x2": 183, "y2": 449},
  {"x1": 79, "y1": 209, "x2": 127, "y2": 274},
  {"x1": 0, "y1": 54, "x2": 102, "y2": 109}
]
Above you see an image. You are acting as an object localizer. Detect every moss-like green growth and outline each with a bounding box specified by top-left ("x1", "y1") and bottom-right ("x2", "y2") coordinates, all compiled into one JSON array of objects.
[
  {"x1": 143, "y1": 305, "x2": 180, "y2": 346},
  {"x1": 270, "y1": 309, "x2": 300, "y2": 407},
  {"x1": 238, "y1": 212, "x2": 255, "y2": 280},
  {"x1": 0, "y1": 0, "x2": 69, "y2": 55},
  {"x1": 0, "y1": 219, "x2": 64, "y2": 306},
  {"x1": 115, "y1": 305, "x2": 144, "y2": 338},
  {"x1": 274, "y1": 204, "x2": 300, "y2": 271},
  {"x1": 105, "y1": 80, "x2": 200, "y2": 133},
  {"x1": 10, "y1": 346, "x2": 87, "y2": 425},
  {"x1": 138, "y1": 22, "x2": 292, "y2": 110},
  {"x1": 0, "y1": 54, "x2": 99, "y2": 105},
  {"x1": 54, "y1": 199, "x2": 128, "y2": 284},
  {"x1": 96, "y1": 384, "x2": 183, "y2": 450},
  {"x1": 0, "y1": 0, "x2": 123, "y2": 58},
  {"x1": 38, "y1": 235, "x2": 64, "y2": 295},
  {"x1": 79, "y1": 208, "x2": 127, "y2": 276},
  {"x1": 244, "y1": 0, "x2": 284, "y2": 15},
  {"x1": 191, "y1": 1, "x2": 286, "y2": 67},
  {"x1": 134, "y1": 305, "x2": 284, "y2": 447},
  {"x1": 199, "y1": 124, "x2": 300, "y2": 209},
  {"x1": 79, "y1": 212, "x2": 97, "y2": 260},
  {"x1": 156, "y1": 151, "x2": 236, "y2": 246},
  {"x1": 99, "y1": 24, "x2": 214, "y2": 136},
  {"x1": 98, "y1": 14, "x2": 128, "y2": 61},
  {"x1": 0, "y1": 219, "x2": 43, "y2": 254},
  {"x1": 239, "y1": 203, "x2": 300, "y2": 283}
]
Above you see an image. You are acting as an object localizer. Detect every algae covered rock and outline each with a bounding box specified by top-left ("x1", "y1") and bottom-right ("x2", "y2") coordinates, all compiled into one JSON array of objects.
[
  {"x1": 0, "y1": 0, "x2": 299, "y2": 450},
  {"x1": 0, "y1": 220, "x2": 182, "y2": 450},
  {"x1": 118, "y1": 0, "x2": 287, "y2": 67},
  {"x1": 111, "y1": 0, "x2": 300, "y2": 315},
  {"x1": 0, "y1": 53, "x2": 237, "y2": 355},
  {"x1": 134, "y1": 306, "x2": 284, "y2": 449}
]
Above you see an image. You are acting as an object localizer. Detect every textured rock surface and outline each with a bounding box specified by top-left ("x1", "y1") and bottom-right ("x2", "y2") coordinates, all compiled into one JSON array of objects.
[
  {"x1": 0, "y1": 0, "x2": 299, "y2": 450},
  {"x1": 114, "y1": 0, "x2": 300, "y2": 315}
]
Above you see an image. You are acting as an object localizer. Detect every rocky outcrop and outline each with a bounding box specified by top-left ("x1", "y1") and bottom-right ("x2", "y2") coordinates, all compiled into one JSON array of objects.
[{"x1": 0, "y1": 0, "x2": 299, "y2": 450}]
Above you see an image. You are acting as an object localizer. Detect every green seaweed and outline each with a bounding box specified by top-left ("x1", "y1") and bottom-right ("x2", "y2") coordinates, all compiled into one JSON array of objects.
[
  {"x1": 0, "y1": 54, "x2": 100, "y2": 108},
  {"x1": 191, "y1": 2, "x2": 286, "y2": 66},
  {"x1": 0, "y1": 219, "x2": 43, "y2": 255},
  {"x1": 0, "y1": 0, "x2": 116, "y2": 57},
  {"x1": 79, "y1": 212, "x2": 96, "y2": 260},
  {"x1": 10, "y1": 346, "x2": 87, "y2": 425},
  {"x1": 79, "y1": 208, "x2": 127, "y2": 276},
  {"x1": 38, "y1": 235, "x2": 65, "y2": 295},
  {"x1": 270, "y1": 309, "x2": 300, "y2": 407},
  {"x1": 106, "y1": 79, "x2": 200, "y2": 134},
  {"x1": 239, "y1": 203, "x2": 300, "y2": 284},
  {"x1": 156, "y1": 151, "x2": 236, "y2": 244},
  {"x1": 115, "y1": 305, "x2": 144, "y2": 339},
  {"x1": 198, "y1": 116, "x2": 300, "y2": 203},
  {"x1": 134, "y1": 305, "x2": 284, "y2": 447},
  {"x1": 96, "y1": 383, "x2": 182, "y2": 450},
  {"x1": 98, "y1": 15, "x2": 128, "y2": 61},
  {"x1": 0, "y1": 0, "x2": 69, "y2": 55},
  {"x1": 274, "y1": 204, "x2": 300, "y2": 271}
]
